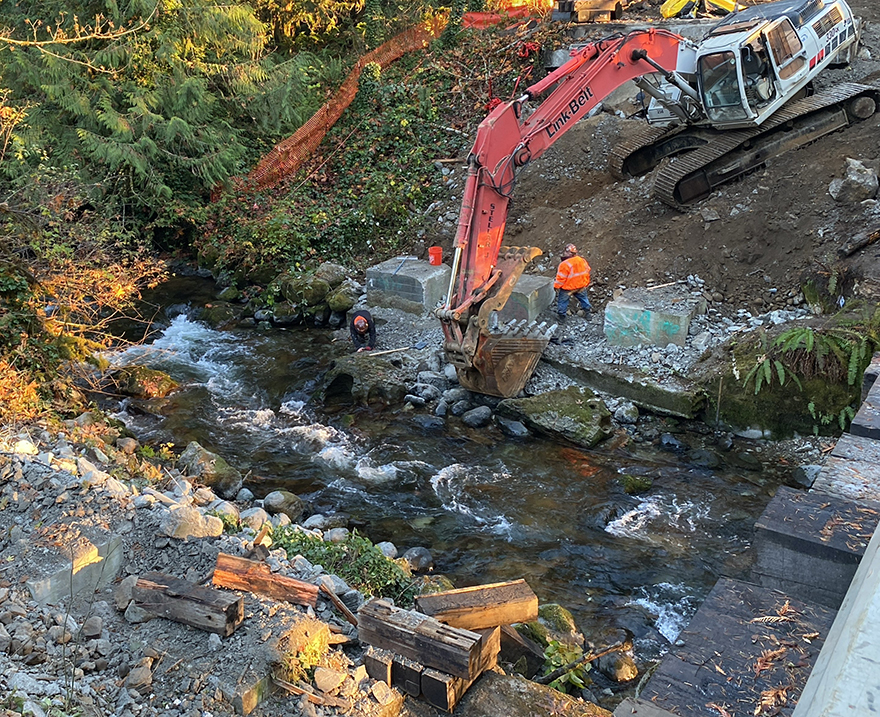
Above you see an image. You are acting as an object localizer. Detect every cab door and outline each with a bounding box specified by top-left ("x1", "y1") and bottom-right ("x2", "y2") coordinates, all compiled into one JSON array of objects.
[{"x1": 763, "y1": 17, "x2": 809, "y2": 95}]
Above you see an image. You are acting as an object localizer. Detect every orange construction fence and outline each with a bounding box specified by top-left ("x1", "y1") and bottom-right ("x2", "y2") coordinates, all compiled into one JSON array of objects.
[{"x1": 241, "y1": 6, "x2": 540, "y2": 193}]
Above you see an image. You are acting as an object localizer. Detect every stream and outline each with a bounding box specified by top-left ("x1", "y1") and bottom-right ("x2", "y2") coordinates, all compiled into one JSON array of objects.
[{"x1": 109, "y1": 277, "x2": 783, "y2": 679}]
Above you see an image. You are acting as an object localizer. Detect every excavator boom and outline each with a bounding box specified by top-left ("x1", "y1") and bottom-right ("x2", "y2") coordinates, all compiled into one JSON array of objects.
[{"x1": 438, "y1": 30, "x2": 687, "y2": 397}]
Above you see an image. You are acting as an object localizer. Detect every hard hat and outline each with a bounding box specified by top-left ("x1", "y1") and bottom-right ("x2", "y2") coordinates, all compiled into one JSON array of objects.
[
  {"x1": 563, "y1": 243, "x2": 578, "y2": 256},
  {"x1": 353, "y1": 315, "x2": 369, "y2": 332}
]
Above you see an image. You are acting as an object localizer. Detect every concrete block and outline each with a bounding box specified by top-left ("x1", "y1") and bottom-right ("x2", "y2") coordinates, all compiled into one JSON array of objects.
[
  {"x1": 26, "y1": 535, "x2": 124, "y2": 604},
  {"x1": 752, "y1": 486, "x2": 879, "y2": 608},
  {"x1": 366, "y1": 256, "x2": 451, "y2": 315},
  {"x1": 603, "y1": 286, "x2": 706, "y2": 347},
  {"x1": 860, "y1": 351, "x2": 880, "y2": 405},
  {"x1": 496, "y1": 275, "x2": 555, "y2": 325}
]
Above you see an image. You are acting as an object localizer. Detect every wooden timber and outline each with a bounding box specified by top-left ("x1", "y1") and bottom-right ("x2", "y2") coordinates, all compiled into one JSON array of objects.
[
  {"x1": 132, "y1": 571, "x2": 244, "y2": 636},
  {"x1": 420, "y1": 627, "x2": 500, "y2": 712},
  {"x1": 392, "y1": 655, "x2": 423, "y2": 697},
  {"x1": 358, "y1": 599, "x2": 486, "y2": 680},
  {"x1": 212, "y1": 552, "x2": 318, "y2": 607},
  {"x1": 413, "y1": 579, "x2": 538, "y2": 631}
]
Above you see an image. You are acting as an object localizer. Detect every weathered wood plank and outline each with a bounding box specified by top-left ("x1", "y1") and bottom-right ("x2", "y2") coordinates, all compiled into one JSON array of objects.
[
  {"x1": 419, "y1": 627, "x2": 500, "y2": 712},
  {"x1": 813, "y1": 453, "x2": 880, "y2": 503},
  {"x1": 132, "y1": 571, "x2": 244, "y2": 636},
  {"x1": 639, "y1": 578, "x2": 835, "y2": 717},
  {"x1": 831, "y1": 432, "x2": 880, "y2": 464},
  {"x1": 391, "y1": 655, "x2": 423, "y2": 697},
  {"x1": 358, "y1": 599, "x2": 484, "y2": 680},
  {"x1": 413, "y1": 579, "x2": 538, "y2": 630},
  {"x1": 364, "y1": 646, "x2": 393, "y2": 684},
  {"x1": 212, "y1": 553, "x2": 318, "y2": 607}
]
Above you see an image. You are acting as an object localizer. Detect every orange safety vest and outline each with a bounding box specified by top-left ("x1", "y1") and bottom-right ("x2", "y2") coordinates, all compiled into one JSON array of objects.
[{"x1": 554, "y1": 256, "x2": 591, "y2": 291}]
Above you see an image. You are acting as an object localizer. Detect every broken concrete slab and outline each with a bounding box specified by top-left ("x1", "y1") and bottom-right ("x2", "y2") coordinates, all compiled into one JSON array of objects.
[
  {"x1": 366, "y1": 257, "x2": 451, "y2": 314},
  {"x1": 603, "y1": 286, "x2": 707, "y2": 348},
  {"x1": 752, "y1": 486, "x2": 880, "y2": 608},
  {"x1": 27, "y1": 534, "x2": 124, "y2": 604},
  {"x1": 496, "y1": 274, "x2": 555, "y2": 325},
  {"x1": 543, "y1": 356, "x2": 705, "y2": 418}
]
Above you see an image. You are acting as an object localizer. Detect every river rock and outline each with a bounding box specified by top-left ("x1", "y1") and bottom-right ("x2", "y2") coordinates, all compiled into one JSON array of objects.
[
  {"x1": 271, "y1": 302, "x2": 302, "y2": 326},
  {"x1": 240, "y1": 507, "x2": 270, "y2": 531},
  {"x1": 161, "y1": 506, "x2": 224, "y2": 539},
  {"x1": 402, "y1": 547, "x2": 433, "y2": 572},
  {"x1": 496, "y1": 386, "x2": 612, "y2": 449},
  {"x1": 413, "y1": 383, "x2": 442, "y2": 401},
  {"x1": 520, "y1": 603, "x2": 584, "y2": 649},
  {"x1": 320, "y1": 355, "x2": 409, "y2": 407},
  {"x1": 263, "y1": 490, "x2": 305, "y2": 521},
  {"x1": 790, "y1": 464, "x2": 823, "y2": 489},
  {"x1": 659, "y1": 433, "x2": 688, "y2": 452},
  {"x1": 375, "y1": 541, "x2": 397, "y2": 558},
  {"x1": 495, "y1": 416, "x2": 530, "y2": 438},
  {"x1": 596, "y1": 652, "x2": 638, "y2": 682},
  {"x1": 462, "y1": 405, "x2": 493, "y2": 428},
  {"x1": 110, "y1": 366, "x2": 178, "y2": 399},
  {"x1": 199, "y1": 302, "x2": 242, "y2": 328},
  {"x1": 614, "y1": 402, "x2": 639, "y2": 424},
  {"x1": 177, "y1": 441, "x2": 243, "y2": 499}
]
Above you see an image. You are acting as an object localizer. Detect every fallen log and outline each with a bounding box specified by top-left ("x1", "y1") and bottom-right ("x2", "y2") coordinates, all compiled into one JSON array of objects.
[
  {"x1": 413, "y1": 579, "x2": 538, "y2": 631},
  {"x1": 839, "y1": 224, "x2": 880, "y2": 257},
  {"x1": 212, "y1": 552, "x2": 319, "y2": 607},
  {"x1": 132, "y1": 571, "x2": 244, "y2": 636}
]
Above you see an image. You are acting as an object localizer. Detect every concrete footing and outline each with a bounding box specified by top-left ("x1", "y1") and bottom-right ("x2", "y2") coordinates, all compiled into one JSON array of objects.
[
  {"x1": 603, "y1": 287, "x2": 706, "y2": 348},
  {"x1": 366, "y1": 257, "x2": 451, "y2": 314}
]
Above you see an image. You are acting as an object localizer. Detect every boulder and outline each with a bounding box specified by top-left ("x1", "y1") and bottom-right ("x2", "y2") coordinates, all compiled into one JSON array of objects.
[
  {"x1": 496, "y1": 387, "x2": 612, "y2": 449},
  {"x1": 829, "y1": 158, "x2": 879, "y2": 203},
  {"x1": 198, "y1": 302, "x2": 242, "y2": 328},
  {"x1": 160, "y1": 506, "x2": 224, "y2": 540},
  {"x1": 177, "y1": 441, "x2": 243, "y2": 499},
  {"x1": 313, "y1": 262, "x2": 350, "y2": 288},
  {"x1": 271, "y1": 302, "x2": 302, "y2": 326},
  {"x1": 320, "y1": 355, "x2": 409, "y2": 407},
  {"x1": 111, "y1": 366, "x2": 178, "y2": 399},
  {"x1": 278, "y1": 274, "x2": 331, "y2": 306},
  {"x1": 262, "y1": 490, "x2": 306, "y2": 521},
  {"x1": 326, "y1": 280, "x2": 360, "y2": 312}
]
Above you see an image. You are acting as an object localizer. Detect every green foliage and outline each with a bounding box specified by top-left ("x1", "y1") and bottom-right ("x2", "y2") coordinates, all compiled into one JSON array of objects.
[
  {"x1": 271, "y1": 526, "x2": 416, "y2": 603},
  {"x1": 207, "y1": 509, "x2": 242, "y2": 534},
  {"x1": 439, "y1": 0, "x2": 469, "y2": 48},
  {"x1": 808, "y1": 401, "x2": 856, "y2": 434},
  {"x1": 543, "y1": 640, "x2": 591, "y2": 694}
]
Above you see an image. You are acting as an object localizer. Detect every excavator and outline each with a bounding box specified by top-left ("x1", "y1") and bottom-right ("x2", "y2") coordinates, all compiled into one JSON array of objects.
[{"x1": 436, "y1": 0, "x2": 878, "y2": 398}]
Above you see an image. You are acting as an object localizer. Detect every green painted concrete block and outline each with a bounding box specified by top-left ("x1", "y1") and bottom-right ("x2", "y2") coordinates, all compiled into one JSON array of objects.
[{"x1": 603, "y1": 288, "x2": 706, "y2": 347}]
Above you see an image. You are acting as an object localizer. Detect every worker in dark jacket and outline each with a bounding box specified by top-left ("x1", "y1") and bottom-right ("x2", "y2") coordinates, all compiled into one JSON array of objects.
[
  {"x1": 554, "y1": 243, "x2": 592, "y2": 322},
  {"x1": 349, "y1": 310, "x2": 377, "y2": 352}
]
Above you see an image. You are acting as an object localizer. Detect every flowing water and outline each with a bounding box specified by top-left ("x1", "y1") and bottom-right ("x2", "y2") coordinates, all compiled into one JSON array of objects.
[{"x1": 110, "y1": 278, "x2": 779, "y2": 666}]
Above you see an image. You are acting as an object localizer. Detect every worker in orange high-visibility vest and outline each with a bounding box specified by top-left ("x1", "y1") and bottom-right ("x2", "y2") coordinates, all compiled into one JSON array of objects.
[{"x1": 553, "y1": 243, "x2": 592, "y2": 323}]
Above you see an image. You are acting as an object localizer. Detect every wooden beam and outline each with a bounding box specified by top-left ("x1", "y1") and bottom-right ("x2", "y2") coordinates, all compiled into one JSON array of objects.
[
  {"x1": 391, "y1": 655, "x2": 423, "y2": 697},
  {"x1": 212, "y1": 553, "x2": 318, "y2": 607},
  {"x1": 414, "y1": 579, "x2": 538, "y2": 631},
  {"x1": 420, "y1": 627, "x2": 500, "y2": 712},
  {"x1": 364, "y1": 646, "x2": 394, "y2": 684},
  {"x1": 132, "y1": 571, "x2": 244, "y2": 636},
  {"x1": 320, "y1": 584, "x2": 358, "y2": 626},
  {"x1": 358, "y1": 599, "x2": 485, "y2": 680}
]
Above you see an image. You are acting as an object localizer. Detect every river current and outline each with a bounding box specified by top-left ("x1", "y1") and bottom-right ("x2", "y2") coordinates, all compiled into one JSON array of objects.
[{"x1": 109, "y1": 279, "x2": 779, "y2": 666}]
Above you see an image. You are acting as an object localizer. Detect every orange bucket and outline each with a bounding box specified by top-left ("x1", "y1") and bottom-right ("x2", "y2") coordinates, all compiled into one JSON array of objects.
[{"x1": 428, "y1": 246, "x2": 443, "y2": 265}]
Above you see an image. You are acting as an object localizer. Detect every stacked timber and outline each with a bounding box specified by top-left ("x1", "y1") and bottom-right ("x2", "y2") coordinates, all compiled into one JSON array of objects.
[{"x1": 358, "y1": 579, "x2": 538, "y2": 711}]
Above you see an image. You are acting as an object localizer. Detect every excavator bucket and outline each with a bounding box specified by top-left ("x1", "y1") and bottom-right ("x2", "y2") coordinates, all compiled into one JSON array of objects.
[
  {"x1": 456, "y1": 323, "x2": 555, "y2": 397},
  {"x1": 441, "y1": 246, "x2": 556, "y2": 398}
]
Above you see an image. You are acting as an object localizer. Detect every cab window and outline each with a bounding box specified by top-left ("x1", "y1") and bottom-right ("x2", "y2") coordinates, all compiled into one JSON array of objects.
[
  {"x1": 766, "y1": 19, "x2": 806, "y2": 79},
  {"x1": 698, "y1": 52, "x2": 749, "y2": 122}
]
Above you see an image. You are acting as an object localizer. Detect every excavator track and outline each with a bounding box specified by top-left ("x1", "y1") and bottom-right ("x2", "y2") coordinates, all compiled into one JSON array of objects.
[{"x1": 652, "y1": 82, "x2": 880, "y2": 208}]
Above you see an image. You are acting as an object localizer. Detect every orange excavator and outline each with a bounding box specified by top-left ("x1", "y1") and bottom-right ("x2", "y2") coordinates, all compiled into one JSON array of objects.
[{"x1": 436, "y1": 0, "x2": 876, "y2": 397}]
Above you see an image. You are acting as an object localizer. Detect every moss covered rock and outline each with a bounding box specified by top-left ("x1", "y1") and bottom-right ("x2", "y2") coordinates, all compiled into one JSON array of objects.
[
  {"x1": 199, "y1": 302, "x2": 241, "y2": 328},
  {"x1": 497, "y1": 386, "x2": 612, "y2": 449},
  {"x1": 112, "y1": 366, "x2": 178, "y2": 399},
  {"x1": 326, "y1": 280, "x2": 360, "y2": 313},
  {"x1": 620, "y1": 474, "x2": 653, "y2": 494},
  {"x1": 279, "y1": 274, "x2": 331, "y2": 306},
  {"x1": 519, "y1": 602, "x2": 585, "y2": 649},
  {"x1": 313, "y1": 262, "x2": 350, "y2": 288},
  {"x1": 320, "y1": 355, "x2": 409, "y2": 407},
  {"x1": 177, "y1": 441, "x2": 243, "y2": 499}
]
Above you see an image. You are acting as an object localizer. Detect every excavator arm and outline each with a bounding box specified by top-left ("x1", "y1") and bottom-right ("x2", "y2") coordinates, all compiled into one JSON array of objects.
[{"x1": 437, "y1": 29, "x2": 687, "y2": 397}]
